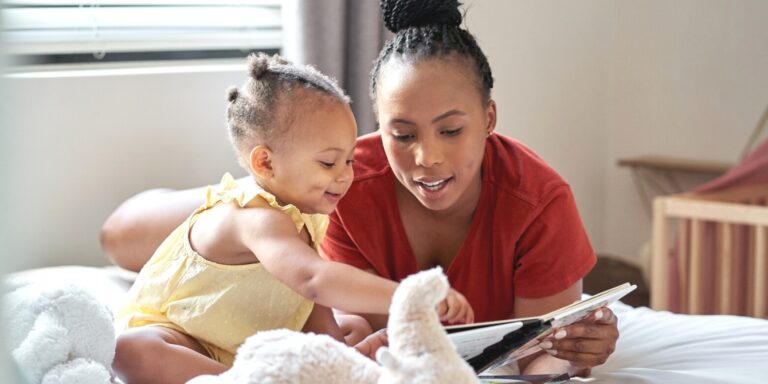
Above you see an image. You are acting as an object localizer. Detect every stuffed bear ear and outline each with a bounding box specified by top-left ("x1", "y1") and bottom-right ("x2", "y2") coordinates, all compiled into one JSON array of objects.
[
  {"x1": 415, "y1": 267, "x2": 450, "y2": 303},
  {"x1": 376, "y1": 347, "x2": 400, "y2": 370}
]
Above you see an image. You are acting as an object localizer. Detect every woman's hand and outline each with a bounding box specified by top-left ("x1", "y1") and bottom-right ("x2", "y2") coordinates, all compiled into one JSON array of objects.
[
  {"x1": 538, "y1": 306, "x2": 618, "y2": 372},
  {"x1": 353, "y1": 329, "x2": 388, "y2": 359},
  {"x1": 436, "y1": 288, "x2": 475, "y2": 325}
]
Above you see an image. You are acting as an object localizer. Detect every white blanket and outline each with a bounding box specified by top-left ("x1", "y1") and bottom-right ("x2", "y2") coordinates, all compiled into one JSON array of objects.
[
  {"x1": 4, "y1": 266, "x2": 768, "y2": 383},
  {"x1": 591, "y1": 301, "x2": 768, "y2": 383}
]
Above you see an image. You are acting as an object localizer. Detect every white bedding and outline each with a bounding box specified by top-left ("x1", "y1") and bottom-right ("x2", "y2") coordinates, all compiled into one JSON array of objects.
[
  {"x1": 4, "y1": 266, "x2": 768, "y2": 383},
  {"x1": 591, "y1": 301, "x2": 768, "y2": 383}
]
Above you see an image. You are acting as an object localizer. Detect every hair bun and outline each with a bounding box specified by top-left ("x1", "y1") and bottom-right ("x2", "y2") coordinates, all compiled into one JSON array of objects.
[
  {"x1": 380, "y1": 0, "x2": 462, "y2": 33},
  {"x1": 226, "y1": 86, "x2": 239, "y2": 102},
  {"x1": 247, "y1": 52, "x2": 270, "y2": 79}
]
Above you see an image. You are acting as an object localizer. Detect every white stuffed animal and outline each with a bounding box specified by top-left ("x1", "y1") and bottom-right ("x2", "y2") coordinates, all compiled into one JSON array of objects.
[
  {"x1": 189, "y1": 267, "x2": 479, "y2": 384},
  {"x1": 2, "y1": 282, "x2": 116, "y2": 384},
  {"x1": 376, "y1": 266, "x2": 478, "y2": 384}
]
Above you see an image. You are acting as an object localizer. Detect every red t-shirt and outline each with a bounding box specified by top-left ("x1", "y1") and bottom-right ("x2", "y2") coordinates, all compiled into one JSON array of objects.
[{"x1": 320, "y1": 132, "x2": 596, "y2": 322}]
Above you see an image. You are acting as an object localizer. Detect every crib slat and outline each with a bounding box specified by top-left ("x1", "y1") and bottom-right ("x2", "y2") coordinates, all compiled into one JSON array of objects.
[
  {"x1": 718, "y1": 223, "x2": 733, "y2": 314},
  {"x1": 689, "y1": 219, "x2": 704, "y2": 314},
  {"x1": 755, "y1": 226, "x2": 766, "y2": 318},
  {"x1": 651, "y1": 198, "x2": 669, "y2": 311},
  {"x1": 677, "y1": 220, "x2": 689, "y2": 311},
  {"x1": 746, "y1": 227, "x2": 756, "y2": 316}
]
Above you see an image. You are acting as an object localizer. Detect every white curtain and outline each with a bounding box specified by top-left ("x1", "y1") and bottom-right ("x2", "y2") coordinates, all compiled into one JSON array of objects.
[{"x1": 282, "y1": 0, "x2": 390, "y2": 134}]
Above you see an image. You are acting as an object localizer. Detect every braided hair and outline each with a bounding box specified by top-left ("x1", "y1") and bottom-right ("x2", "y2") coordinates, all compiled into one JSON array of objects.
[
  {"x1": 226, "y1": 52, "x2": 350, "y2": 161},
  {"x1": 371, "y1": 0, "x2": 494, "y2": 106}
]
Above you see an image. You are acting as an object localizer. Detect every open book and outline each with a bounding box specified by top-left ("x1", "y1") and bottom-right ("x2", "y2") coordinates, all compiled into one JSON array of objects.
[{"x1": 445, "y1": 282, "x2": 637, "y2": 373}]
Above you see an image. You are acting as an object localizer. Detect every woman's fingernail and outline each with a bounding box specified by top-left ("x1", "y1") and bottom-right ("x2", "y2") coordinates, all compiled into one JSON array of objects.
[
  {"x1": 539, "y1": 341, "x2": 553, "y2": 349},
  {"x1": 555, "y1": 329, "x2": 567, "y2": 339},
  {"x1": 547, "y1": 348, "x2": 558, "y2": 356},
  {"x1": 595, "y1": 309, "x2": 604, "y2": 320}
]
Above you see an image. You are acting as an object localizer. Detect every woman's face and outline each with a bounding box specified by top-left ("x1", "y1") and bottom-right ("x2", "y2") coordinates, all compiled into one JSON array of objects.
[{"x1": 375, "y1": 57, "x2": 496, "y2": 213}]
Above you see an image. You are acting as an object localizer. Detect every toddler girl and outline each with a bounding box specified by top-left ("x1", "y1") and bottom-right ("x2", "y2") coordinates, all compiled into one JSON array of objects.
[{"x1": 112, "y1": 53, "x2": 474, "y2": 384}]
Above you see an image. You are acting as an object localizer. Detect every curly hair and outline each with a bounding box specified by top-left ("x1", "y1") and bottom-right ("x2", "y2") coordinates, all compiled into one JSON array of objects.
[{"x1": 226, "y1": 53, "x2": 350, "y2": 159}]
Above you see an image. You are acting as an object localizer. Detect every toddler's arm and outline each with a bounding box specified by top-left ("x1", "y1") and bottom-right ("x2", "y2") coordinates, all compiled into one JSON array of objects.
[
  {"x1": 301, "y1": 304, "x2": 345, "y2": 342},
  {"x1": 236, "y1": 207, "x2": 398, "y2": 314}
]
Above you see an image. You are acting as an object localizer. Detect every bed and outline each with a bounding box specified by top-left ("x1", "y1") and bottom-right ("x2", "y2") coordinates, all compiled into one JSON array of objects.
[
  {"x1": 4, "y1": 265, "x2": 768, "y2": 383},
  {"x1": 590, "y1": 300, "x2": 768, "y2": 383}
]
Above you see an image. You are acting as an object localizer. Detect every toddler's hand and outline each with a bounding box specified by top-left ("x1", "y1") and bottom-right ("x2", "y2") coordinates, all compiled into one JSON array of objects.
[
  {"x1": 436, "y1": 288, "x2": 474, "y2": 324},
  {"x1": 353, "y1": 329, "x2": 388, "y2": 360}
]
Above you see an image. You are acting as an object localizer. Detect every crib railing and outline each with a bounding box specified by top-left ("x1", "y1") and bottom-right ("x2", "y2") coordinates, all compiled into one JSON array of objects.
[{"x1": 651, "y1": 183, "x2": 768, "y2": 318}]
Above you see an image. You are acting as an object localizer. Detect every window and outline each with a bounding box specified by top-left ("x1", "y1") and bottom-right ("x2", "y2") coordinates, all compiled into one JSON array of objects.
[{"x1": 2, "y1": 0, "x2": 281, "y2": 67}]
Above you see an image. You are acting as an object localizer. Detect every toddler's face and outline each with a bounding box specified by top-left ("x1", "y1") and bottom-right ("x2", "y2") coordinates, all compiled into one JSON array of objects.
[{"x1": 267, "y1": 99, "x2": 357, "y2": 214}]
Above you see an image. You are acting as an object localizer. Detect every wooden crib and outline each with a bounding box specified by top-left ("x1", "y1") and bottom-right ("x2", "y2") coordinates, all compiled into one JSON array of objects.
[{"x1": 651, "y1": 183, "x2": 768, "y2": 318}]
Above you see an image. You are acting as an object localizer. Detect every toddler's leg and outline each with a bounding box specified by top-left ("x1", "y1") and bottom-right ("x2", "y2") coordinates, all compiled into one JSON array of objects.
[
  {"x1": 336, "y1": 314, "x2": 374, "y2": 346},
  {"x1": 113, "y1": 327, "x2": 227, "y2": 384},
  {"x1": 301, "y1": 304, "x2": 345, "y2": 342}
]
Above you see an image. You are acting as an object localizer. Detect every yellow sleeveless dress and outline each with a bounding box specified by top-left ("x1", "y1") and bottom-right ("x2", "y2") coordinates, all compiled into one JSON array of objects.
[{"x1": 116, "y1": 173, "x2": 329, "y2": 366}]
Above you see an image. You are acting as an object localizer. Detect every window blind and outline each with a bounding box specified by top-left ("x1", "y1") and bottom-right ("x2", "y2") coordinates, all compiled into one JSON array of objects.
[{"x1": 3, "y1": 0, "x2": 282, "y2": 64}]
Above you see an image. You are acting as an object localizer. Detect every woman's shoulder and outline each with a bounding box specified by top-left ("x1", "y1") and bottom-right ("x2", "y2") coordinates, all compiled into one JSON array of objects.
[{"x1": 485, "y1": 133, "x2": 571, "y2": 207}]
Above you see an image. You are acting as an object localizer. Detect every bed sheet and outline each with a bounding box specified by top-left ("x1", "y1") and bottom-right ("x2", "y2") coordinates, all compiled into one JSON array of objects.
[
  {"x1": 591, "y1": 301, "x2": 768, "y2": 383},
  {"x1": 4, "y1": 266, "x2": 768, "y2": 383}
]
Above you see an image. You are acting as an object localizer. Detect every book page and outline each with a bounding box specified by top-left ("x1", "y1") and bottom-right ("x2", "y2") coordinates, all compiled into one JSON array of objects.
[
  {"x1": 546, "y1": 283, "x2": 636, "y2": 327},
  {"x1": 478, "y1": 373, "x2": 571, "y2": 383},
  {"x1": 448, "y1": 321, "x2": 523, "y2": 360},
  {"x1": 445, "y1": 317, "x2": 536, "y2": 333}
]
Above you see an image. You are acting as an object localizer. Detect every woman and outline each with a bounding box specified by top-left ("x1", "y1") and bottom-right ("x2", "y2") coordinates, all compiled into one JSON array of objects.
[{"x1": 101, "y1": 0, "x2": 618, "y2": 376}]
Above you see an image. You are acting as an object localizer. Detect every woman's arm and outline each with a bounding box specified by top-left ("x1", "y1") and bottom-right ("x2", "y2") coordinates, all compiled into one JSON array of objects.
[
  {"x1": 344, "y1": 309, "x2": 389, "y2": 332},
  {"x1": 100, "y1": 187, "x2": 205, "y2": 271}
]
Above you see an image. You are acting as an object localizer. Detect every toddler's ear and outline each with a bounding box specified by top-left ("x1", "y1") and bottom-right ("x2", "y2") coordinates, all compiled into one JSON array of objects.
[{"x1": 249, "y1": 145, "x2": 274, "y2": 179}]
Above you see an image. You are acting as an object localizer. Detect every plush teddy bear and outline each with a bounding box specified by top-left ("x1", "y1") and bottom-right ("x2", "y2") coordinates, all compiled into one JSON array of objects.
[
  {"x1": 2, "y1": 282, "x2": 116, "y2": 384},
  {"x1": 374, "y1": 266, "x2": 478, "y2": 384},
  {"x1": 188, "y1": 267, "x2": 479, "y2": 384}
]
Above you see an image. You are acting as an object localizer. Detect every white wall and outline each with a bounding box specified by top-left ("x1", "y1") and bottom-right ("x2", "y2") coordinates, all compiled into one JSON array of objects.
[
  {"x1": 5, "y1": 1, "x2": 768, "y2": 271},
  {"x1": 1, "y1": 15, "x2": 23, "y2": 384},
  {"x1": 603, "y1": 1, "x2": 768, "y2": 268},
  {"x1": 466, "y1": 0, "x2": 768, "y2": 270},
  {"x1": 465, "y1": 0, "x2": 612, "y2": 252},
  {"x1": 5, "y1": 67, "x2": 244, "y2": 268}
]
